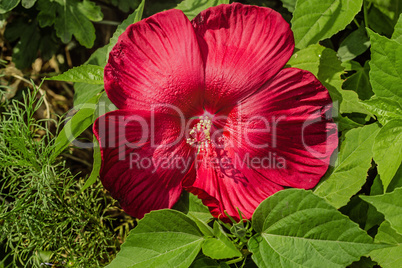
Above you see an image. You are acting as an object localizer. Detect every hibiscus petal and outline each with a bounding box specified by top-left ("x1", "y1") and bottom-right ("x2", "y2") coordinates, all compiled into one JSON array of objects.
[
  {"x1": 192, "y1": 3, "x2": 294, "y2": 113},
  {"x1": 225, "y1": 68, "x2": 338, "y2": 189},
  {"x1": 93, "y1": 110, "x2": 194, "y2": 218},
  {"x1": 105, "y1": 9, "x2": 204, "y2": 115},
  {"x1": 183, "y1": 146, "x2": 284, "y2": 221}
]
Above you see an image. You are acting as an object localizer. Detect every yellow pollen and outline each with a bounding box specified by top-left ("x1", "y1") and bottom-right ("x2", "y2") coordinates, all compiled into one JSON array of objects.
[{"x1": 186, "y1": 116, "x2": 212, "y2": 152}]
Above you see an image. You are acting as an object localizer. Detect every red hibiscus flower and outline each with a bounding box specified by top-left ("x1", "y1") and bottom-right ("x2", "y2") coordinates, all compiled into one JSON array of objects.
[{"x1": 93, "y1": 3, "x2": 338, "y2": 220}]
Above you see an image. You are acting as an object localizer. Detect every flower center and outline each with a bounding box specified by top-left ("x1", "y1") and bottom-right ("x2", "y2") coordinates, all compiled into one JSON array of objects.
[{"x1": 186, "y1": 115, "x2": 212, "y2": 152}]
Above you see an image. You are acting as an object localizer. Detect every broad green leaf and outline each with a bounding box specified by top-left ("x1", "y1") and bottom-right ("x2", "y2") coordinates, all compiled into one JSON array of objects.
[
  {"x1": 342, "y1": 61, "x2": 373, "y2": 100},
  {"x1": 106, "y1": 210, "x2": 204, "y2": 268},
  {"x1": 47, "y1": 65, "x2": 104, "y2": 84},
  {"x1": 80, "y1": 137, "x2": 100, "y2": 192},
  {"x1": 373, "y1": 120, "x2": 402, "y2": 190},
  {"x1": 50, "y1": 0, "x2": 97, "y2": 48},
  {"x1": 392, "y1": 14, "x2": 402, "y2": 43},
  {"x1": 368, "y1": 29, "x2": 402, "y2": 106},
  {"x1": 249, "y1": 189, "x2": 384, "y2": 268},
  {"x1": 22, "y1": 0, "x2": 36, "y2": 9},
  {"x1": 361, "y1": 187, "x2": 402, "y2": 235},
  {"x1": 281, "y1": 0, "x2": 296, "y2": 12},
  {"x1": 77, "y1": 0, "x2": 103, "y2": 22},
  {"x1": 52, "y1": 93, "x2": 102, "y2": 159},
  {"x1": 370, "y1": 221, "x2": 402, "y2": 268},
  {"x1": 175, "y1": 0, "x2": 229, "y2": 20},
  {"x1": 0, "y1": 0, "x2": 19, "y2": 14},
  {"x1": 314, "y1": 123, "x2": 380, "y2": 208},
  {"x1": 360, "y1": 97, "x2": 402, "y2": 125},
  {"x1": 338, "y1": 27, "x2": 371, "y2": 62},
  {"x1": 106, "y1": 0, "x2": 145, "y2": 59},
  {"x1": 291, "y1": 0, "x2": 363, "y2": 49},
  {"x1": 73, "y1": 45, "x2": 108, "y2": 106},
  {"x1": 202, "y1": 221, "x2": 242, "y2": 259}
]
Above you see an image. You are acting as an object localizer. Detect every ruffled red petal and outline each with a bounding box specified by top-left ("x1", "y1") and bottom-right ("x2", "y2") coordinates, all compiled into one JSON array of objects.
[
  {"x1": 192, "y1": 3, "x2": 294, "y2": 113},
  {"x1": 183, "y1": 148, "x2": 284, "y2": 221},
  {"x1": 225, "y1": 68, "x2": 338, "y2": 188},
  {"x1": 105, "y1": 9, "x2": 204, "y2": 116},
  {"x1": 93, "y1": 110, "x2": 193, "y2": 218}
]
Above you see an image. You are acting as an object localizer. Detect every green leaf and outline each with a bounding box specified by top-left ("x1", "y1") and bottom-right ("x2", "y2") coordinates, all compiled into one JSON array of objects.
[
  {"x1": 47, "y1": 65, "x2": 104, "y2": 84},
  {"x1": 6, "y1": 18, "x2": 41, "y2": 69},
  {"x1": 0, "y1": 0, "x2": 19, "y2": 14},
  {"x1": 202, "y1": 221, "x2": 242, "y2": 259},
  {"x1": 361, "y1": 187, "x2": 402, "y2": 235},
  {"x1": 93, "y1": 91, "x2": 117, "y2": 119},
  {"x1": 370, "y1": 221, "x2": 402, "y2": 268},
  {"x1": 388, "y1": 164, "x2": 402, "y2": 192},
  {"x1": 106, "y1": 0, "x2": 145, "y2": 59},
  {"x1": 190, "y1": 257, "x2": 220, "y2": 268},
  {"x1": 52, "y1": 93, "x2": 102, "y2": 159},
  {"x1": 373, "y1": 120, "x2": 402, "y2": 191},
  {"x1": 46, "y1": 0, "x2": 98, "y2": 48},
  {"x1": 175, "y1": 0, "x2": 229, "y2": 20},
  {"x1": 340, "y1": 89, "x2": 374, "y2": 116},
  {"x1": 360, "y1": 96, "x2": 402, "y2": 125},
  {"x1": 77, "y1": 0, "x2": 103, "y2": 22},
  {"x1": 37, "y1": 0, "x2": 57, "y2": 27},
  {"x1": 338, "y1": 27, "x2": 371, "y2": 62},
  {"x1": 21, "y1": 0, "x2": 36, "y2": 9},
  {"x1": 281, "y1": 0, "x2": 296, "y2": 12},
  {"x1": 392, "y1": 14, "x2": 402, "y2": 43},
  {"x1": 368, "y1": 29, "x2": 402, "y2": 106},
  {"x1": 342, "y1": 61, "x2": 373, "y2": 100},
  {"x1": 73, "y1": 83, "x2": 104, "y2": 107},
  {"x1": 73, "y1": 45, "x2": 108, "y2": 106},
  {"x1": 368, "y1": 5, "x2": 395, "y2": 37},
  {"x1": 291, "y1": 0, "x2": 363, "y2": 49},
  {"x1": 367, "y1": 0, "x2": 401, "y2": 24},
  {"x1": 314, "y1": 123, "x2": 380, "y2": 208},
  {"x1": 249, "y1": 189, "x2": 385, "y2": 268},
  {"x1": 106, "y1": 210, "x2": 204, "y2": 268},
  {"x1": 364, "y1": 175, "x2": 385, "y2": 231},
  {"x1": 80, "y1": 137, "x2": 100, "y2": 192}
]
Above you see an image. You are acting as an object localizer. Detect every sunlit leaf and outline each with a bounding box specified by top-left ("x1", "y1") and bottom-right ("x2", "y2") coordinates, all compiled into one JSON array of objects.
[
  {"x1": 314, "y1": 123, "x2": 380, "y2": 208},
  {"x1": 249, "y1": 189, "x2": 385, "y2": 268},
  {"x1": 106, "y1": 210, "x2": 204, "y2": 268},
  {"x1": 292, "y1": 0, "x2": 363, "y2": 49}
]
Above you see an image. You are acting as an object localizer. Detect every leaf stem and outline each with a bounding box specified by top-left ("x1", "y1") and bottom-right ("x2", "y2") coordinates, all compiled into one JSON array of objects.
[{"x1": 363, "y1": 0, "x2": 370, "y2": 31}]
